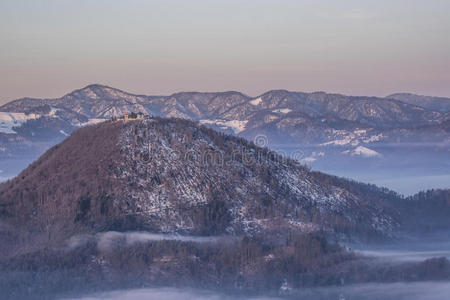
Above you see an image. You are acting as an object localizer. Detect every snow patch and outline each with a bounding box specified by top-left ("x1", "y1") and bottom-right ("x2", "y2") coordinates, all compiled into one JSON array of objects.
[
  {"x1": 342, "y1": 146, "x2": 382, "y2": 158},
  {"x1": 301, "y1": 157, "x2": 317, "y2": 163},
  {"x1": 48, "y1": 107, "x2": 59, "y2": 117},
  {"x1": 0, "y1": 112, "x2": 40, "y2": 134},
  {"x1": 272, "y1": 108, "x2": 292, "y2": 114},
  {"x1": 81, "y1": 118, "x2": 107, "y2": 126},
  {"x1": 354, "y1": 129, "x2": 367, "y2": 135},
  {"x1": 59, "y1": 130, "x2": 69, "y2": 136},
  {"x1": 363, "y1": 133, "x2": 383, "y2": 143},
  {"x1": 265, "y1": 115, "x2": 279, "y2": 122},
  {"x1": 300, "y1": 151, "x2": 324, "y2": 164},
  {"x1": 320, "y1": 137, "x2": 359, "y2": 147},
  {"x1": 200, "y1": 119, "x2": 248, "y2": 134},
  {"x1": 249, "y1": 97, "x2": 262, "y2": 106}
]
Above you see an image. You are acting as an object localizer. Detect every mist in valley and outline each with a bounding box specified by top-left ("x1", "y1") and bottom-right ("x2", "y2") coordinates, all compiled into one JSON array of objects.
[
  {"x1": 61, "y1": 237, "x2": 450, "y2": 300},
  {"x1": 270, "y1": 142, "x2": 449, "y2": 196},
  {"x1": 59, "y1": 282, "x2": 450, "y2": 300},
  {"x1": 2, "y1": 231, "x2": 450, "y2": 300}
]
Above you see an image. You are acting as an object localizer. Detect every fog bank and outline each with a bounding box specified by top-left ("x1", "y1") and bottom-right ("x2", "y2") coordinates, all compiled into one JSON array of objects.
[
  {"x1": 62, "y1": 282, "x2": 450, "y2": 300},
  {"x1": 67, "y1": 231, "x2": 233, "y2": 252}
]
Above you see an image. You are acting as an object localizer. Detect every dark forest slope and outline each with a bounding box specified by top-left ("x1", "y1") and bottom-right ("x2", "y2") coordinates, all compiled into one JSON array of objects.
[{"x1": 0, "y1": 118, "x2": 404, "y2": 249}]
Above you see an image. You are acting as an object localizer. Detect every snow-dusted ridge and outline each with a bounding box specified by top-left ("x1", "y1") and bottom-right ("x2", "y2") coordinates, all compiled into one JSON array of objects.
[
  {"x1": 0, "y1": 112, "x2": 40, "y2": 134},
  {"x1": 114, "y1": 119, "x2": 397, "y2": 237},
  {"x1": 0, "y1": 84, "x2": 447, "y2": 175}
]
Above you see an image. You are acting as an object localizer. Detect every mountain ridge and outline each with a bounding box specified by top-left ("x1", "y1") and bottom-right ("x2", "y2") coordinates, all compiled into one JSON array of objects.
[
  {"x1": 2, "y1": 84, "x2": 446, "y2": 134},
  {"x1": 1, "y1": 85, "x2": 448, "y2": 191},
  {"x1": 0, "y1": 118, "x2": 403, "y2": 250},
  {"x1": 1, "y1": 84, "x2": 445, "y2": 114},
  {"x1": 387, "y1": 93, "x2": 450, "y2": 113}
]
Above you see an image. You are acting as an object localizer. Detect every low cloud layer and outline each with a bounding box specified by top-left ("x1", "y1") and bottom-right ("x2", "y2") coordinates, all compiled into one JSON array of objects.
[
  {"x1": 62, "y1": 287, "x2": 280, "y2": 300},
  {"x1": 62, "y1": 282, "x2": 450, "y2": 300},
  {"x1": 67, "y1": 231, "x2": 232, "y2": 252},
  {"x1": 355, "y1": 249, "x2": 450, "y2": 263}
]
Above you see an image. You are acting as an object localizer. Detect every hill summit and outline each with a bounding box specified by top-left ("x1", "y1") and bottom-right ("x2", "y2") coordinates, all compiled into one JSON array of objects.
[{"x1": 0, "y1": 117, "x2": 401, "y2": 249}]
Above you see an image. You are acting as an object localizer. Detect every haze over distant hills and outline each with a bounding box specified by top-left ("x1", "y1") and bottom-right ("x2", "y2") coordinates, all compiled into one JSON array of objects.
[
  {"x1": 387, "y1": 93, "x2": 450, "y2": 113},
  {"x1": 0, "y1": 84, "x2": 449, "y2": 194}
]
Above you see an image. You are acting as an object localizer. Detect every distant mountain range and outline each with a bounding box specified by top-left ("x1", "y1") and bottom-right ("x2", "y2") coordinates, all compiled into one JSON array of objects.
[
  {"x1": 387, "y1": 93, "x2": 450, "y2": 112},
  {"x1": 0, "y1": 85, "x2": 449, "y2": 186}
]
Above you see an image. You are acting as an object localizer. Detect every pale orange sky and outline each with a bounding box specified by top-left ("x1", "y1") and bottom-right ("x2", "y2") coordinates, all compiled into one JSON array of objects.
[{"x1": 1, "y1": 0, "x2": 449, "y2": 104}]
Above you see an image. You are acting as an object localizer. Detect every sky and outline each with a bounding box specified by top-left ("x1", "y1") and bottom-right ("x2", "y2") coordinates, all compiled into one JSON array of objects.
[{"x1": 0, "y1": 0, "x2": 449, "y2": 104}]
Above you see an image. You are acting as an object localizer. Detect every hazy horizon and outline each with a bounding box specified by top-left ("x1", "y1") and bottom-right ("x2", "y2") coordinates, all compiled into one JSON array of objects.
[
  {"x1": 1, "y1": 0, "x2": 450, "y2": 105},
  {"x1": 4, "y1": 82, "x2": 450, "y2": 103}
]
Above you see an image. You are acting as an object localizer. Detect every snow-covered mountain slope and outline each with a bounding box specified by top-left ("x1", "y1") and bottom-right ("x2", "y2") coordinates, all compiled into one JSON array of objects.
[
  {"x1": 1, "y1": 84, "x2": 446, "y2": 131},
  {"x1": 0, "y1": 85, "x2": 448, "y2": 181},
  {"x1": 0, "y1": 118, "x2": 406, "y2": 246}
]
